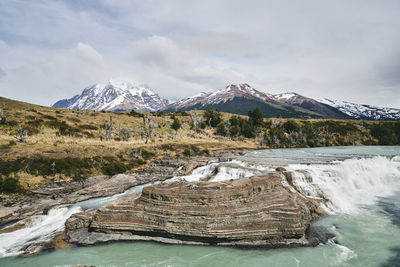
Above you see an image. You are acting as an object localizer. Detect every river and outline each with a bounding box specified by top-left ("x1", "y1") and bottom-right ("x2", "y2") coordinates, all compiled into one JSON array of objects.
[{"x1": 0, "y1": 146, "x2": 399, "y2": 266}]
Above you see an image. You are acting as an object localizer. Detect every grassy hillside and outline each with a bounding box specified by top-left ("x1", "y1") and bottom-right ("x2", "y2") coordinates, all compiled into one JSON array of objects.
[{"x1": 0, "y1": 96, "x2": 399, "y2": 194}]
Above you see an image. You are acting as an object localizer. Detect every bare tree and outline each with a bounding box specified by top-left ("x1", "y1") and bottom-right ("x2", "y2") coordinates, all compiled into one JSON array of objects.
[
  {"x1": 118, "y1": 123, "x2": 131, "y2": 141},
  {"x1": 190, "y1": 111, "x2": 201, "y2": 135},
  {"x1": 103, "y1": 115, "x2": 113, "y2": 141},
  {"x1": 15, "y1": 126, "x2": 28, "y2": 144},
  {"x1": 0, "y1": 108, "x2": 4, "y2": 124},
  {"x1": 140, "y1": 114, "x2": 157, "y2": 144}
]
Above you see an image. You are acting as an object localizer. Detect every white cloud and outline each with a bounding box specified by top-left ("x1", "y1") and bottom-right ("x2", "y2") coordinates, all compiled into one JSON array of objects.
[
  {"x1": 0, "y1": 0, "x2": 399, "y2": 108},
  {"x1": 73, "y1": 43, "x2": 103, "y2": 64},
  {"x1": 0, "y1": 40, "x2": 7, "y2": 50},
  {"x1": 0, "y1": 42, "x2": 110, "y2": 105},
  {"x1": 0, "y1": 67, "x2": 5, "y2": 79},
  {"x1": 130, "y1": 36, "x2": 248, "y2": 97}
]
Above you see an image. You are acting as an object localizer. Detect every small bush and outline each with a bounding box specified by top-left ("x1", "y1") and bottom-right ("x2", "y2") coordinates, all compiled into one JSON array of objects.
[
  {"x1": 171, "y1": 117, "x2": 181, "y2": 132},
  {"x1": 141, "y1": 149, "x2": 156, "y2": 160},
  {"x1": 182, "y1": 148, "x2": 191, "y2": 157},
  {"x1": 129, "y1": 110, "x2": 143, "y2": 117},
  {"x1": 8, "y1": 140, "x2": 17, "y2": 146},
  {"x1": 203, "y1": 109, "x2": 222, "y2": 127},
  {"x1": 0, "y1": 177, "x2": 22, "y2": 193},
  {"x1": 43, "y1": 115, "x2": 57, "y2": 120},
  {"x1": 102, "y1": 161, "x2": 128, "y2": 176},
  {"x1": 135, "y1": 158, "x2": 147, "y2": 165},
  {"x1": 248, "y1": 108, "x2": 264, "y2": 127},
  {"x1": 215, "y1": 123, "x2": 227, "y2": 136},
  {"x1": 80, "y1": 124, "x2": 98, "y2": 130}
]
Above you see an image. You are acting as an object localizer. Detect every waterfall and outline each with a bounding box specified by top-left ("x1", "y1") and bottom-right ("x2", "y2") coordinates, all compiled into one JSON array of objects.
[{"x1": 286, "y1": 156, "x2": 400, "y2": 214}]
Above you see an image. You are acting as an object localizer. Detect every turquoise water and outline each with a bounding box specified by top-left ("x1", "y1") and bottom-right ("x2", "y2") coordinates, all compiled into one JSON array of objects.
[{"x1": 1, "y1": 146, "x2": 400, "y2": 267}]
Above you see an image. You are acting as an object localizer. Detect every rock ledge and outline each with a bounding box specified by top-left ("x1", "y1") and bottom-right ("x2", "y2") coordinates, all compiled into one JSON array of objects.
[{"x1": 68, "y1": 173, "x2": 321, "y2": 248}]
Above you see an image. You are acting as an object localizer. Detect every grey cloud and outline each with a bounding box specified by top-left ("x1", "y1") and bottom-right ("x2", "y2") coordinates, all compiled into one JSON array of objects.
[
  {"x1": 0, "y1": 0, "x2": 400, "y2": 108},
  {"x1": 131, "y1": 36, "x2": 247, "y2": 94},
  {"x1": 0, "y1": 67, "x2": 5, "y2": 79}
]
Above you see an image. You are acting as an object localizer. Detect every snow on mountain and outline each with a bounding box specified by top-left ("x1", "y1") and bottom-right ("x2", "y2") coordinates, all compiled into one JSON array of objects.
[
  {"x1": 53, "y1": 80, "x2": 168, "y2": 112},
  {"x1": 53, "y1": 80, "x2": 400, "y2": 120},
  {"x1": 164, "y1": 84, "x2": 275, "y2": 111},
  {"x1": 271, "y1": 92, "x2": 350, "y2": 118},
  {"x1": 318, "y1": 98, "x2": 400, "y2": 120},
  {"x1": 273, "y1": 92, "x2": 298, "y2": 102},
  {"x1": 274, "y1": 92, "x2": 400, "y2": 120}
]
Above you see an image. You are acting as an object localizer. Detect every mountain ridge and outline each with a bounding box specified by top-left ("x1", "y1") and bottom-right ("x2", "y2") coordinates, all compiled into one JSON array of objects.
[
  {"x1": 52, "y1": 80, "x2": 168, "y2": 112},
  {"x1": 164, "y1": 84, "x2": 334, "y2": 119},
  {"x1": 52, "y1": 81, "x2": 400, "y2": 120}
]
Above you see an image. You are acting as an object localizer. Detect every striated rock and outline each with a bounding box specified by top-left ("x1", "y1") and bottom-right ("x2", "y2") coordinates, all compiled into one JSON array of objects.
[
  {"x1": 0, "y1": 157, "x2": 214, "y2": 227},
  {"x1": 87, "y1": 173, "x2": 318, "y2": 248}
]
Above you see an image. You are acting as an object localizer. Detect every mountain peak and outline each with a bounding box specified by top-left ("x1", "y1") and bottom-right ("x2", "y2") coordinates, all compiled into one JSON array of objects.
[
  {"x1": 226, "y1": 83, "x2": 252, "y2": 90},
  {"x1": 53, "y1": 80, "x2": 168, "y2": 111}
]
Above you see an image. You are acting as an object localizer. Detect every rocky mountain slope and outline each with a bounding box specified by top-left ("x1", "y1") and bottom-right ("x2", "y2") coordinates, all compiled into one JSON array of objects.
[
  {"x1": 53, "y1": 80, "x2": 168, "y2": 112},
  {"x1": 165, "y1": 84, "x2": 399, "y2": 120},
  {"x1": 163, "y1": 84, "x2": 323, "y2": 119},
  {"x1": 318, "y1": 98, "x2": 400, "y2": 121},
  {"x1": 273, "y1": 93, "x2": 350, "y2": 119}
]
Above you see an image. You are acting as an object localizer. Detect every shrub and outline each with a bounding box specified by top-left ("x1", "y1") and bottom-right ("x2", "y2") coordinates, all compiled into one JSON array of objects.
[
  {"x1": 215, "y1": 123, "x2": 227, "y2": 136},
  {"x1": 129, "y1": 110, "x2": 143, "y2": 117},
  {"x1": 0, "y1": 177, "x2": 22, "y2": 193},
  {"x1": 203, "y1": 109, "x2": 222, "y2": 127},
  {"x1": 102, "y1": 161, "x2": 128, "y2": 176},
  {"x1": 182, "y1": 148, "x2": 191, "y2": 157},
  {"x1": 171, "y1": 117, "x2": 181, "y2": 133},
  {"x1": 369, "y1": 123, "x2": 398, "y2": 145},
  {"x1": 80, "y1": 124, "x2": 98, "y2": 130},
  {"x1": 140, "y1": 149, "x2": 156, "y2": 160},
  {"x1": 135, "y1": 158, "x2": 147, "y2": 165},
  {"x1": 248, "y1": 108, "x2": 263, "y2": 127},
  {"x1": 283, "y1": 120, "x2": 298, "y2": 133},
  {"x1": 8, "y1": 140, "x2": 17, "y2": 146}
]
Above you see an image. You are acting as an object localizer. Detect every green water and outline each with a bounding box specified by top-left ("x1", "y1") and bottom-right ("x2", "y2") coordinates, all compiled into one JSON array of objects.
[{"x1": 1, "y1": 206, "x2": 399, "y2": 267}]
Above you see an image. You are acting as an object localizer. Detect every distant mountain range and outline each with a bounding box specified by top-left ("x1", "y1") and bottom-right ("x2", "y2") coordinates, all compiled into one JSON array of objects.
[{"x1": 52, "y1": 81, "x2": 400, "y2": 120}]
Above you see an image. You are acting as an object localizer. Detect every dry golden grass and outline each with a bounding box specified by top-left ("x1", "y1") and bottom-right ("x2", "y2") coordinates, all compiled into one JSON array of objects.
[{"x1": 0, "y1": 96, "x2": 256, "y2": 162}]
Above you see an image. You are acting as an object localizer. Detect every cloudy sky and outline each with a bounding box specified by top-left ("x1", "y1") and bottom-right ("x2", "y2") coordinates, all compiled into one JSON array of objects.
[{"x1": 0, "y1": 0, "x2": 400, "y2": 108}]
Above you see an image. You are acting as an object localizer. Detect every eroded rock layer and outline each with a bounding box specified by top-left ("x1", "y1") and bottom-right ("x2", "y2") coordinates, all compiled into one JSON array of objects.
[{"x1": 89, "y1": 173, "x2": 315, "y2": 247}]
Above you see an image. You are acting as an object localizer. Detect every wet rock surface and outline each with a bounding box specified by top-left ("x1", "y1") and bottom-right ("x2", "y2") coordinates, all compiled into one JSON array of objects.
[{"x1": 67, "y1": 173, "x2": 323, "y2": 248}]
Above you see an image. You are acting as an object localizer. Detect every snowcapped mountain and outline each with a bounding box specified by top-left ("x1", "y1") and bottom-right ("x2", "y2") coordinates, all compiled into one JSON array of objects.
[
  {"x1": 53, "y1": 80, "x2": 168, "y2": 112},
  {"x1": 164, "y1": 84, "x2": 275, "y2": 110},
  {"x1": 273, "y1": 92, "x2": 350, "y2": 119},
  {"x1": 163, "y1": 84, "x2": 323, "y2": 118},
  {"x1": 53, "y1": 80, "x2": 400, "y2": 120},
  {"x1": 318, "y1": 98, "x2": 400, "y2": 121}
]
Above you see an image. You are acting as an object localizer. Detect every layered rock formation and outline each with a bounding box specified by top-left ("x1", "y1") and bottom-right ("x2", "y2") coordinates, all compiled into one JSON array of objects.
[{"x1": 69, "y1": 172, "x2": 321, "y2": 248}]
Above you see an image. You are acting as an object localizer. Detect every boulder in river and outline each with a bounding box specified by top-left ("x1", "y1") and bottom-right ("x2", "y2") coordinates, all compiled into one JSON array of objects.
[{"x1": 68, "y1": 172, "x2": 323, "y2": 248}]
